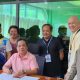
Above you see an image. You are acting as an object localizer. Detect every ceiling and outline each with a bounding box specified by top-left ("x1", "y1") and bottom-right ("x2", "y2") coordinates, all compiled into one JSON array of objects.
[
  {"x1": 0, "y1": 0, "x2": 80, "y2": 3},
  {"x1": 68, "y1": 1, "x2": 80, "y2": 6},
  {"x1": 28, "y1": 1, "x2": 80, "y2": 10}
]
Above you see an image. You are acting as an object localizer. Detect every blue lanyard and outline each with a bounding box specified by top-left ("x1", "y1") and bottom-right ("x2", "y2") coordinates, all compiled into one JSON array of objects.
[{"x1": 43, "y1": 37, "x2": 52, "y2": 54}]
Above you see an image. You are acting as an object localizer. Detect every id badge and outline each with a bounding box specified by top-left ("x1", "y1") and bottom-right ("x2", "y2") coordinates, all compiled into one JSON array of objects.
[{"x1": 45, "y1": 54, "x2": 51, "y2": 63}]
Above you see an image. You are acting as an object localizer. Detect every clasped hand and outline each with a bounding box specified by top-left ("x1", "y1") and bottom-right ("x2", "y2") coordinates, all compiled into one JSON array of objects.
[{"x1": 13, "y1": 70, "x2": 27, "y2": 78}]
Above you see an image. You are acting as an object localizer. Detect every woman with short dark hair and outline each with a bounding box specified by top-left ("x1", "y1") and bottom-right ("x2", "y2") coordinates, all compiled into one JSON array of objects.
[{"x1": 6, "y1": 25, "x2": 19, "y2": 60}]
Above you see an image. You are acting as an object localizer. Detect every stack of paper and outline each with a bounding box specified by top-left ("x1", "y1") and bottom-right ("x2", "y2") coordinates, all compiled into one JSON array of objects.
[{"x1": 0, "y1": 73, "x2": 39, "y2": 80}]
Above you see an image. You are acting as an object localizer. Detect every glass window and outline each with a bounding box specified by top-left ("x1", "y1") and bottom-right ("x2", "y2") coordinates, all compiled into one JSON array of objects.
[
  {"x1": 19, "y1": 3, "x2": 47, "y2": 37},
  {"x1": 0, "y1": 4, "x2": 16, "y2": 38},
  {"x1": 0, "y1": 1, "x2": 80, "y2": 38}
]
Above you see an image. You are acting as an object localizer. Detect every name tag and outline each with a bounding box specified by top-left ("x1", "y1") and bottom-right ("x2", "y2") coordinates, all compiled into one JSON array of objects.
[{"x1": 45, "y1": 54, "x2": 51, "y2": 63}]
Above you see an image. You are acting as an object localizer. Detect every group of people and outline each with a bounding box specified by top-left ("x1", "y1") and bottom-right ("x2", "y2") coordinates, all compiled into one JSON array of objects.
[
  {"x1": 0, "y1": 25, "x2": 39, "y2": 78},
  {"x1": 0, "y1": 25, "x2": 19, "y2": 69},
  {"x1": 0, "y1": 16, "x2": 80, "y2": 79}
]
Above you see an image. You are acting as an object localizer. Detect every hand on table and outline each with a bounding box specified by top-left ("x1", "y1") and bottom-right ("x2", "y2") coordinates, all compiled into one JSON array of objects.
[
  {"x1": 3, "y1": 69, "x2": 12, "y2": 74},
  {"x1": 13, "y1": 70, "x2": 26, "y2": 78}
]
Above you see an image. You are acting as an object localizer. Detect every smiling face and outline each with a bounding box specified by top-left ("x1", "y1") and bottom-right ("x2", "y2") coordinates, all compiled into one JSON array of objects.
[
  {"x1": 9, "y1": 28, "x2": 19, "y2": 39},
  {"x1": 42, "y1": 25, "x2": 52, "y2": 40},
  {"x1": 17, "y1": 40, "x2": 28, "y2": 55},
  {"x1": 68, "y1": 16, "x2": 80, "y2": 33}
]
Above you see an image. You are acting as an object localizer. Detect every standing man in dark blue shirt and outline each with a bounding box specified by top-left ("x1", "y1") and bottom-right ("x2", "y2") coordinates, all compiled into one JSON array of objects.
[{"x1": 38, "y1": 24, "x2": 64, "y2": 78}]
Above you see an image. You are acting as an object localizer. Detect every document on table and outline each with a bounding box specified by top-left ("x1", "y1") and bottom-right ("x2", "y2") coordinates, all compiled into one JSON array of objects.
[{"x1": 0, "y1": 73, "x2": 39, "y2": 80}]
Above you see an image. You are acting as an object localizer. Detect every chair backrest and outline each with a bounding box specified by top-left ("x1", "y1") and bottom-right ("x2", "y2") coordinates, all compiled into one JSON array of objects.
[{"x1": 35, "y1": 55, "x2": 45, "y2": 75}]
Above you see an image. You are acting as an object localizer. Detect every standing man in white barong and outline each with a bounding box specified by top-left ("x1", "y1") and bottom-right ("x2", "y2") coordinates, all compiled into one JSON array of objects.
[{"x1": 65, "y1": 16, "x2": 80, "y2": 80}]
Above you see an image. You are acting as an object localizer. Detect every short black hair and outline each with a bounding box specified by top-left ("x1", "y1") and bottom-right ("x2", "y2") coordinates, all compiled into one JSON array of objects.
[
  {"x1": 58, "y1": 25, "x2": 67, "y2": 32},
  {"x1": 0, "y1": 24, "x2": 1, "y2": 28},
  {"x1": 0, "y1": 24, "x2": 1, "y2": 27},
  {"x1": 8, "y1": 25, "x2": 19, "y2": 34},
  {"x1": 29, "y1": 25, "x2": 40, "y2": 36},
  {"x1": 17, "y1": 37, "x2": 28, "y2": 47},
  {"x1": 42, "y1": 24, "x2": 53, "y2": 32}
]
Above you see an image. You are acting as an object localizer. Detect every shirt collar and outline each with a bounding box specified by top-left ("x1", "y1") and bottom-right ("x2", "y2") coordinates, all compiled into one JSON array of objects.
[
  {"x1": 18, "y1": 51, "x2": 29, "y2": 59},
  {"x1": 73, "y1": 28, "x2": 80, "y2": 34},
  {"x1": 43, "y1": 36, "x2": 52, "y2": 43}
]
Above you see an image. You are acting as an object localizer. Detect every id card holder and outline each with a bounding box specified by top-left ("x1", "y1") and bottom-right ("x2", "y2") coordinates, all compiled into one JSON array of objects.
[{"x1": 45, "y1": 54, "x2": 51, "y2": 63}]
